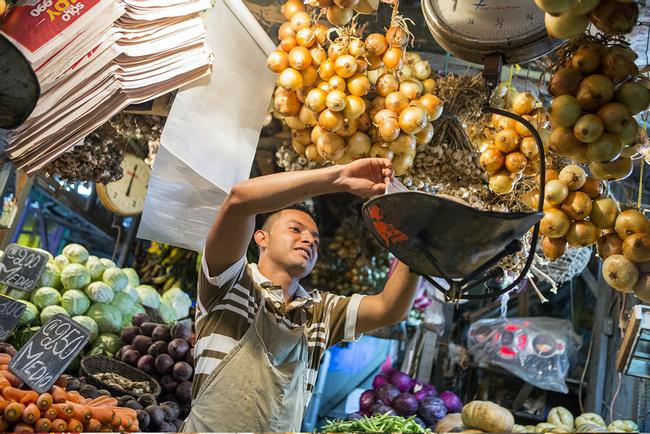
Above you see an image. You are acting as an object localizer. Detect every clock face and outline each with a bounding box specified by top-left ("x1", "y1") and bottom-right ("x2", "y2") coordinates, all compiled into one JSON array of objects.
[{"x1": 98, "y1": 154, "x2": 151, "y2": 216}]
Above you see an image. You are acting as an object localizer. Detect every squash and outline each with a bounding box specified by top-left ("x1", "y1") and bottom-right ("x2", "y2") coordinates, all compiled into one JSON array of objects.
[
  {"x1": 525, "y1": 425, "x2": 537, "y2": 432},
  {"x1": 575, "y1": 422, "x2": 607, "y2": 433},
  {"x1": 606, "y1": 420, "x2": 640, "y2": 433},
  {"x1": 435, "y1": 413, "x2": 464, "y2": 433},
  {"x1": 512, "y1": 424, "x2": 528, "y2": 433},
  {"x1": 460, "y1": 401, "x2": 515, "y2": 433},
  {"x1": 547, "y1": 406, "x2": 574, "y2": 431},
  {"x1": 535, "y1": 422, "x2": 558, "y2": 432},
  {"x1": 575, "y1": 413, "x2": 606, "y2": 429}
]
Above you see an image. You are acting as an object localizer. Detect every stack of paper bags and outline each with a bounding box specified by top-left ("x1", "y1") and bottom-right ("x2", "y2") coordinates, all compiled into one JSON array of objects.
[{"x1": 0, "y1": 0, "x2": 213, "y2": 174}]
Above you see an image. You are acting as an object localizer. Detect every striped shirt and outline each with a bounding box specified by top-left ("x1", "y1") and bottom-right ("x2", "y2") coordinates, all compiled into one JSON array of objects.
[{"x1": 192, "y1": 255, "x2": 365, "y2": 406}]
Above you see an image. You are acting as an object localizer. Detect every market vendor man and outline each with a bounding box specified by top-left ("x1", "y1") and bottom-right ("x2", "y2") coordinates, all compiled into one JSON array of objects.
[{"x1": 182, "y1": 158, "x2": 421, "y2": 432}]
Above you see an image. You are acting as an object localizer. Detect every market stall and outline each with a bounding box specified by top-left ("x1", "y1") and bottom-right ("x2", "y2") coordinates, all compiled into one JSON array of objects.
[{"x1": 0, "y1": 0, "x2": 649, "y2": 431}]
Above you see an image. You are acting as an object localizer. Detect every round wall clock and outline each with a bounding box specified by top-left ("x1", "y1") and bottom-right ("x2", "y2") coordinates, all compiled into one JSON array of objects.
[
  {"x1": 96, "y1": 154, "x2": 151, "y2": 216},
  {"x1": 421, "y1": 0, "x2": 558, "y2": 65}
]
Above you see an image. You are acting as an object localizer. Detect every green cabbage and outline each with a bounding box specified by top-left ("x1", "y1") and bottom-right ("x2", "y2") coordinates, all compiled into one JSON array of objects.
[
  {"x1": 40, "y1": 305, "x2": 69, "y2": 324},
  {"x1": 30, "y1": 287, "x2": 61, "y2": 311},
  {"x1": 122, "y1": 268, "x2": 141, "y2": 287},
  {"x1": 135, "y1": 285, "x2": 160, "y2": 308},
  {"x1": 162, "y1": 287, "x2": 192, "y2": 320},
  {"x1": 102, "y1": 267, "x2": 128, "y2": 292},
  {"x1": 63, "y1": 243, "x2": 89, "y2": 264},
  {"x1": 61, "y1": 264, "x2": 91, "y2": 290},
  {"x1": 86, "y1": 260, "x2": 108, "y2": 282},
  {"x1": 100, "y1": 258, "x2": 116, "y2": 269},
  {"x1": 97, "y1": 333, "x2": 122, "y2": 354},
  {"x1": 37, "y1": 263, "x2": 62, "y2": 289},
  {"x1": 123, "y1": 284, "x2": 139, "y2": 303},
  {"x1": 72, "y1": 315, "x2": 99, "y2": 342},
  {"x1": 84, "y1": 282, "x2": 114, "y2": 303},
  {"x1": 7, "y1": 288, "x2": 30, "y2": 300},
  {"x1": 121, "y1": 311, "x2": 134, "y2": 329},
  {"x1": 132, "y1": 302, "x2": 146, "y2": 316},
  {"x1": 53, "y1": 254, "x2": 70, "y2": 271},
  {"x1": 87, "y1": 255, "x2": 99, "y2": 264},
  {"x1": 17, "y1": 300, "x2": 39, "y2": 326},
  {"x1": 33, "y1": 248, "x2": 54, "y2": 264},
  {"x1": 110, "y1": 291, "x2": 135, "y2": 313},
  {"x1": 0, "y1": 285, "x2": 6, "y2": 295},
  {"x1": 86, "y1": 303, "x2": 122, "y2": 334},
  {"x1": 158, "y1": 298, "x2": 177, "y2": 324},
  {"x1": 61, "y1": 289, "x2": 90, "y2": 316}
]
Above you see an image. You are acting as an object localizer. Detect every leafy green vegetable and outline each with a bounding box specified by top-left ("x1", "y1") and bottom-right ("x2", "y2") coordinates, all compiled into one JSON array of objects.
[
  {"x1": 97, "y1": 333, "x2": 122, "y2": 354},
  {"x1": 85, "y1": 282, "x2": 114, "y2": 303},
  {"x1": 110, "y1": 291, "x2": 135, "y2": 313},
  {"x1": 122, "y1": 268, "x2": 141, "y2": 287},
  {"x1": 61, "y1": 263, "x2": 91, "y2": 290},
  {"x1": 53, "y1": 254, "x2": 70, "y2": 271},
  {"x1": 320, "y1": 413, "x2": 430, "y2": 433},
  {"x1": 72, "y1": 315, "x2": 99, "y2": 342},
  {"x1": 40, "y1": 305, "x2": 69, "y2": 324},
  {"x1": 17, "y1": 300, "x2": 39, "y2": 326},
  {"x1": 135, "y1": 285, "x2": 160, "y2": 308},
  {"x1": 61, "y1": 289, "x2": 90, "y2": 316},
  {"x1": 86, "y1": 259, "x2": 108, "y2": 282},
  {"x1": 86, "y1": 303, "x2": 122, "y2": 334},
  {"x1": 63, "y1": 243, "x2": 89, "y2": 264},
  {"x1": 162, "y1": 287, "x2": 192, "y2": 320},
  {"x1": 37, "y1": 263, "x2": 61, "y2": 289},
  {"x1": 30, "y1": 287, "x2": 61, "y2": 310},
  {"x1": 102, "y1": 267, "x2": 128, "y2": 292}
]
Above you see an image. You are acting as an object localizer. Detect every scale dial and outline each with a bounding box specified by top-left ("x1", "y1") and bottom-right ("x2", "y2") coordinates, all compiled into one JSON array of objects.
[
  {"x1": 422, "y1": 0, "x2": 557, "y2": 65},
  {"x1": 96, "y1": 154, "x2": 151, "y2": 216}
]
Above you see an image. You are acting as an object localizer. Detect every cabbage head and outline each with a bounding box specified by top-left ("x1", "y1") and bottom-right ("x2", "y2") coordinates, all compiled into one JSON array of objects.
[
  {"x1": 100, "y1": 258, "x2": 116, "y2": 269},
  {"x1": 63, "y1": 243, "x2": 89, "y2": 264},
  {"x1": 86, "y1": 260, "x2": 108, "y2": 282},
  {"x1": 40, "y1": 305, "x2": 69, "y2": 324},
  {"x1": 121, "y1": 311, "x2": 134, "y2": 329},
  {"x1": 72, "y1": 315, "x2": 99, "y2": 342},
  {"x1": 162, "y1": 287, "x2": 192, "y2": 320},
  {"x1": 158, "y1": 298, "x2": 177, "y2": 324},
  {"x1": 132, "y1": 302, "x2": 146, "y2": 316},
  {"x1": 135, "y1": 285, "x2": 160, "y2": 308},
  {"x1": 53, "y1": 254, "x2": 70, "y2": 271},
  {"x1": 7, "y1": 288, "x2": 30, "y2": 300},
  {"x1": 37, "y1": 263, "x2": 61, "y2": 289},
  {"x1": 61, "y1": 289, "x2": 90, "y2": 316},
  {"x1": 97, "y1": 333, "x2": 122, "y2": 354},
  {"x1": 86, "y1": 303, "x2": 122, "y2": 334},
  {"x1": 33, "y1": 248, "x2": 54, "y2": 264},
  {"x1": 84, "y1": 282, "x2": 114, "y2": 303},
  {"x1": 102, "y1": 267, "x2": 128, "y2": 292},
  {"x1": 30, "y1": 287, "x2": 61, "y2": 311},
  {"x1": 122, "y1": 268, "x2": 140, "y2": 287},
  {"x1": 61, "y1": 264, "x2": 91, "y2": 290},
  {"x1": 87, "y1": 255, "x2": 99, "y2": 264},
  {"x1": 123, "y1": 284, "x2": 139, "y2": 303},
  {"x1": 17, "y1": 300, "x2": 39, "y2": 326},
  {"x1": 110, "y1": 291, "x2": 135, "y2": 313}
]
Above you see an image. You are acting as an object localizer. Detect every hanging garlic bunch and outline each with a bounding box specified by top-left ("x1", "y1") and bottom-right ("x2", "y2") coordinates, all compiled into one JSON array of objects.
[
  {"x1": 104, "y1": 113, "x2": 166, "y2": 168},
  {"x1": 407, "y1": 141, "x2": 486, "y2": 188},
  {"x1": 276, "y1": 143, "x2": 322, "y2": 171}
]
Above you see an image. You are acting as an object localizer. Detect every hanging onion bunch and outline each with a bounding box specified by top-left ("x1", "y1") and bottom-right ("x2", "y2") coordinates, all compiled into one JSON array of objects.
[
  {"x1": 41, "y1": 132, "x2": 125, "y2": 185},
  {"x1": 543, "y1": 35, "x2": 647, "y2": 181},
  {"x1": 533, "y1": 0, "x2": 639, "y2": 40}
]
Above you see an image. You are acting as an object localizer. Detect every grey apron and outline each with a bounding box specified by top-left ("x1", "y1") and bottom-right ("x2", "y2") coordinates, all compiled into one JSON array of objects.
[{"x1": 182, "y1": 304, "x2": 309, "y2": 432}]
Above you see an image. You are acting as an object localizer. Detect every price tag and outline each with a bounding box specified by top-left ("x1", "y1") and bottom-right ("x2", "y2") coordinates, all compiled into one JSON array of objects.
[
  {"x1": 8, "y1": 314, "x2": 91, "y2": 393},
  {"x1": 0, "y1": 294, "x2": 26, "y2": 341},
  {"x1": 0, "y1": 244, "x2": 50, "y2": 292}
]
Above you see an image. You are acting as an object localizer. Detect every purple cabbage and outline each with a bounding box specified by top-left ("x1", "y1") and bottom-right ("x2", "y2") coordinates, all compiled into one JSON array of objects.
[
  {"x1": 372, "y1": 405, "x2": 396, "y2": 416},
  {"x1": 412, "y1": 416, "x2": 426, "y2": 429},
  {"x1": 417, "y1": 396, "x2": 447, "y2": 426},
  {"x1": 414, "y1": 389, "x2": 430, "y2": 401},
  {"x1": 372, "y1": 373, "x2": 389, "y2": 389},
  {"x1": 411, "y1": 378, "x2": 424, "y2": 393},
  {"x1": 390, "y1": 371, "x2": 413, "y2": 392},
  {"x1": 359, "y1": 390, "x2": 375, "y2": 412},
  {"x1": 382, "y1": 366, "x2": 398, "y2": 377},
  {"x1": 345, "y1": 411, "x2": 370, "y2": 421},
  {"x1": 375, "y1": 383, "x2": 400, "y2": 406},
  {"x1": 368, "y1": 401, "x2": 385, "y2": 414},
  {"x1": 421, "y1": 383, "x2": 437, "y2": 397},
  {"x1": 392, "y1": 392, "x2": 418, "y2": 416},
  {"x1": 439, "y1": 391, "x2": 463, "y2": 413}
]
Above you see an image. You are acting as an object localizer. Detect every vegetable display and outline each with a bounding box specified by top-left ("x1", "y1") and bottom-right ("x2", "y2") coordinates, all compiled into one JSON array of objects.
[
  {"x1": 510, "y1": 406, "x2": 639, "y2": 433},
  {"x1": 321, "y1": 412, "x2": 430, "y2": 433}
]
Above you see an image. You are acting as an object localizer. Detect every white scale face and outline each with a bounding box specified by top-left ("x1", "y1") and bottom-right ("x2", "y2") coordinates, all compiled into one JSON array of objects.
[{"x1": 422, "y1": 0, "x2": 557, "y2": 65}]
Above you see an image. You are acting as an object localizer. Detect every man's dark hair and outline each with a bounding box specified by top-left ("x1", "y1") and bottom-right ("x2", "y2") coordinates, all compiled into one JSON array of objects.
[{"x1": 258, "y1": 202, "x2": 320, "y2": 233}]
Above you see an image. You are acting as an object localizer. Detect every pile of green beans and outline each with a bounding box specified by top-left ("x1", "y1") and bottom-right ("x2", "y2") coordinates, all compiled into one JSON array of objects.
[{"x1": 320, "y1": 412, "x2": 431, "y2": 433}]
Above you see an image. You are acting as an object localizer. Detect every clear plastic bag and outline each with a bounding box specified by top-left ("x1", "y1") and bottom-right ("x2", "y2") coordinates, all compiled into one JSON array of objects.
[{"x1": 467, "y1": 317, "x2": 582, "y2": 393}]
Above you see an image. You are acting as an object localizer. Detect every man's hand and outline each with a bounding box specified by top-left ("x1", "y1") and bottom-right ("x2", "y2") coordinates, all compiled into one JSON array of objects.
[{"x1": 338, "y1": 158, "x2": 394, "y2": 198}]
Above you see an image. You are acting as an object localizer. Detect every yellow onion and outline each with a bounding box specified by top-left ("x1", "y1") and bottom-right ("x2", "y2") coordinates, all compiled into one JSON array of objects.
[
  {"x1": 602, "y1": 254, "x2": 639, "y2": 292},
  {"x1": 347, "y1": 39, "x2": 366, "y2": 57},
  {"x1": 267, "y1": 50, "x2": 289, "y2": 73},
  {"x1": 388, "y1": 132, "x2": 416, "y2": 154},
  {"x1": 382, "y1": 47, "x2": 404, "y2": 71},
  {"x1": 480, "y1": 147, "x2": 505, "y2": 174},
  {"x1": 545, "y1": 12, "x2": 590, "y2": 40},
  {"x1": 405, "y1": 52, "x2": 421, "y2": 66},
  {"x1": 317, "y1": 132, "x2": 346, "y2": 160},
  {"x1": 376, "y1": 74, "x2": 400, "y2": 97},
  {"x1": 615, "y1": 82, "x2": 650, "y2": 115},
  {"x1": 342, "y1": 95, "x2": 366, "y2": 120},
  {"x1": 413, "y1": 61, "x2": 431, "y2": 81},
  {"x1": 311, "y1": 124, "x2": 326, "y2": 143},
  {"x1": 318, "y1": 59, "x2": 336, "y2": 80},
  {"x1": 515, "y1": 115, "x2": 537, "y2": 138},
  {"x1": 504, "y1": 152, "x2": 528, "y2": 174},
  {"x1": 378, "y1": 117, "x2": 401, "y2": 141},
  {"x1": 300, "y1": 65, "x2": 318, "y2": 86},
  {"x1": 279, "y1": 67, "x2": 304, "y2": 91},
  {"x1": 512, "y1": 92, "x2": 537, "y2": 116},
  {"x1": 329, "y1": 75, "x2": 347, "y2": 92},
  {"x1": 542, "y1": 236, "x2": 568, "y2": 261},
  {"x1": 589, "y1": 157, "x2": 633, "y2": 181},
  {"x1": 400, "y1": 80, "x2": 423, "y2": 100},
  {"x1": 385, "y1": 26, "x2": 408, "y2": 47},
  {"x1": 497, "y1": 116, "x2": 517, "y2": 132},
  {"x1": 545, "y1": 179, "x2": 569, "y2": 205},
  {"x1": 365, "y1": 33, "x2": 388, "y2": 56},
  {"x1": 333, "y1": 0, "x2": 359, "y2": 9},
  {"x1": 618, "y1": 121, "x2": 639, "y2": 147},
  {"x1": 537, "y1": 168, "x2": 560, "y2": 189},
  {"x1": 600, "y1": 53, "x2": 639, "y2": 86},
  {"x1": 336, "y1": 151, "x2": 355, "y2": 165},
  {"x1": 597, "y1": 102, "x2": 633, "y2": 134},
  {"x1": 549, "y1": 95, "x2": 582, "y2": 128},
  {"x1": 590, "y1": 0, "x2": 639, "y2": 36},
  {"x1": 561, "y1": 191, "x2": 592, "y2": 220},
  {"x1": 285, "y1": 115, "x2": 306, "y2": 130},
  {"x1": 566, "y1": 220, "x2": 599, "y2": 248},
  {"x1": 494, "y1": 129, "x2": 521, "y2": 153},
  {"x1": 540, "y1": 208, "x2": 572, "y2": 238},
  {"x1": 489, "y1": 169, "x2": 514, "y2": 194},
  {"x1": 372, "y1": 96, "x2": 386, "y2": 110},
  {"x1": 534, "y1": 0, "x2": 576, "y2": 15},
  {"x1": 366, "y1": 54, "x2": 384, "y2": 71},
  {"x1": 334, "y1": 54, "x2": 358, "y2": 78},
  {"x1": 279, "y1": 22, "x2": 296, "y2": 40},
  {"x1": 571, "y1": 43, "x2": 602, "y2": 74},
  {"x1": 623, "y1": 233, "x2": 650, "y2": 263},
  {"x1": 356, "y1": 112, "x2": 372, "y2": 132},
  {"x1": 634, "y1": 274, "x2": 650, "y2": 302},
  {"x1": 336, "y1": 118, "x2": 358, "y2": 137},
  {"x1": 319, "y1": 108, "x2": 345, "y2": 132},
  {"x1": 523, "y1": 160, "x2": 541, "y2": 176},
  {"x1": 392, "y1": 152, "x2": 415, "y2": 176},
  {"x1": 298, "y1": 105, "x2": 318, "y2": 127},
  {"x1": 275, "y1": 87, "x2": 301, "y2": 116},
  {"x1": 422, "y1": 78, "x2": 436, "y2": 94},
  {"x1": 355, "y1": 57, "x2": 369, "y2": 74},
  {"x1": 385, "y1": 91, "x2": 409, "y2": 115},
  {"x1": 519, "y1": 136, "x2": 538, "y2": 159},
  {"x1": 531, "y1": 107, "x2": 550, "y2": 130},
  {"x1": 576, "y1": 74, "x2": 615, "y2": 111},
  {"x1": 305, "y1": 143, "x2": 323, "y2": 162},
  {"x1": 305, "y1": 88, "x2": 328, "y2": 112},
  {"x1": 521, "y1": 190, "x2": 540, "y2": 209},
  {"x1": 573, "y1": 113, "x2": 604, "y2": 143},
  {"x1": 311, "y1": 24, "x2": 328, "y2": 46},
  {"x1": 327, "y1": 43, "x2": 346, "y2": 62},
  {"x1": 586, "y1": 132, "x2": 622, "y2": 163},
  {"x1": 290, "y1": 11, "x2": 311, "y2": 32},
  {"x1": 353, "y1": 0, "x2": 379, "y2": 13},
  {"x1": 616, "y1": 209, "x2": 650, "y2": 240},
  {"x1": 369, "y1": 143, "x2": 394, "y2": 160},
  {"x1": 346, "y1": 131, "x2": 371, "y2": 157},
  {"x1": 559, "y1": 164, "x2": 587, "y2": 190},
  {"x1": 549, "y1": 126, "x2": 585, "y2": 158},
  {"x1": 398, "y1": 106, "x2": 427, "y2": 135},
  {"x1": 326, "y1": 5, "x2": 353, "y2": 26},
  {"x1": 326, "y1": 89, "x2": 348, "y2": 112},
  {"x1": 295, "y1": 28, "x2": 316, "y2": 48},
  {"x1": 414, "y1": 122, "x2": 434, "y2": 144},
  {"x1": 347, "y1": 73, "x2": 370, "y2": 97},
  {"x1": 282, "y1": 0, "x2": 305, "y2": 20},
  {"x1": 580, "y1": 176, "x2": 603, "y2": 199},
  {"x1": 639, "y1": 261, "x2": 650, "y2": 274},
  {"x1": 549, "y1": 67, "x2": 582, "y2": 97},
  {"x1": 373, "y1": 108, "x2": 397, "y2": 126},
  {"x1": 308, "y1": 45, "x2": 327, "y2": 67},
  {"x1": 280, "y1": 37, "x2": 298, "y2": 53},
  {"x1": 537, "y1": 128, "x2": 551, "y2": 153},
  {"x1": 419, "y1": 94, "x2": 444, "y2": 121},
  {"x1": 295, "y1": 85, "x2": 310, "y2": 103},
  {"x1": 292, "y1": 138, "x2": 310, "y2": 156},
  {"x1": 597, "y1": 232, "x2": 624, "y2": 260}
]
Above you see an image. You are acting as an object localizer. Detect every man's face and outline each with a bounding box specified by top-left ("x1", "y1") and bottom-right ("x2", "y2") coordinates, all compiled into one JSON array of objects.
[{"x1": 258, "y1": 210, "x2": 320, "y2": 278}]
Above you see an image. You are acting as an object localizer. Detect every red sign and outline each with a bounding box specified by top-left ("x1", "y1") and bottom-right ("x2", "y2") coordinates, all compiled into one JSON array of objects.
[{"x1": 368, "y1": 205, "x2": 409, "y2": 247}]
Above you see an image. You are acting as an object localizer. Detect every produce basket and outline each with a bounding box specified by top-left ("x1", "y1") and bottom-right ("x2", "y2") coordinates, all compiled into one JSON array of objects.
[{"x1": 80, "y1": 355, "x2": 161, "y2": 398}]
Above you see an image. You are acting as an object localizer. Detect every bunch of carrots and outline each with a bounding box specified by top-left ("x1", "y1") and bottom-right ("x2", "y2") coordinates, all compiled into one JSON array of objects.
[{"x1": 0, "y1": 353, "x2": 139, "y2": 432}]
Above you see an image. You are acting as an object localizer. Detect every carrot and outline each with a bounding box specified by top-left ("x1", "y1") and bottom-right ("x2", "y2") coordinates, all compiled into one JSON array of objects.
[
  {"x1": 68, "y1": 401, "x2": 92, "y2": 422},
  {"x1": 83, "y1": 418, "x2": 101, "y2": 432},
  {"x1": 50, "y1": 418, "x2": 67, "y2": 432},
  {"x1": 67, "y1": 418, "x2": 83, "y2": 432},
  {"x1": 50, "y1": 387, "x2": 67, "y2": 404},
  {"x1": 51, "y1": 403, "x2": 73, "y2": 420},
  {"x1": 36, "y1": 393, "x2": 52, "y2": 411},
  {"x1": 0, "y1": 416, "x2": 9, "y2": 432},
  {"x1": 99, "y1": 423, "x2": 112, "y2": 432},
  {"x1": 113, "y1": 406, "x2": 137, "y2": 420},
  {"x1": 0, "y1": 377, "x2": 11, "y2": 392},
  {"x1": 0, "y1": 354, "x2": 11, "y2": 365},
  {"x1": 128, "y1": 416, "x2": 140, "y2": 432},
  {"x1": 88, "y1": 396, "x2": 117, "y2": 408},
  {"x1": 34, "y1": 417, "x2": 51, "y2": 432},
  {"x1": 21, "y1": 403, "x2": 40, "y2": 424},
  {"x1": 66, "y1": 390, "x2": 84, "y2": 404},
  {"x1": 43, "y1": 406, "x2": 57, "y2": 420},
  {"x1": 109, "y1": 414, "x2": 122, "y2": 431},
  {"x1": 18, "y1": 391, "x2": 38, "y2": 405},
  {"x1": 89, "y1": 406, "x2": 116, "y2": 425},
  {"x1": 3, "y1": 387, "x2": 34, "y2": 402},
  {"x1": 0, "y1": 397, "x2": 8, "y2": 413},
  {"x1": 0, "y1": 364, "x2": 8, "y2": 370},
  {"x1": 4, "y1": 401, "x2": 24, "y2": 422},
  {"x1": 0, "y1": 371, "x2": 23, "y2": 388},
  {"x1": 120, "y1": 415, "x2": 134, "y2": 430},
  {"x1": 12, "y1": 421, "x2": 34, "y2": 432}
]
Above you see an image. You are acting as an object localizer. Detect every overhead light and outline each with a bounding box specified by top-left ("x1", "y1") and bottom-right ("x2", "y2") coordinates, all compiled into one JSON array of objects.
[{"x1": 617, "y1": 304, "x2": 650, "y2": 379}]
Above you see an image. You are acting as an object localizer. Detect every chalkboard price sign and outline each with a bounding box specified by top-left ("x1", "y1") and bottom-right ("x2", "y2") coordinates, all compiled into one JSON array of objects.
[
  {"x1": 9, "y1": 314, "x2": 91, "y2": 394},
  {"x1": 0, "y1": 294, "x2": 26, "y2": 341},
  {"x1": 0, "y1": 244, "x2": 50, "y2": 292}
]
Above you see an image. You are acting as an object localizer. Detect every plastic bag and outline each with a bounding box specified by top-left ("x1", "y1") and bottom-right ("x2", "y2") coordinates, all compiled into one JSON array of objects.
[
  {"x1": 467, "y1": 317, "x2": 582, "y2": 393},
  {"x1": 385, "y1": 176, "x2": 410, "y2": 194}
]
